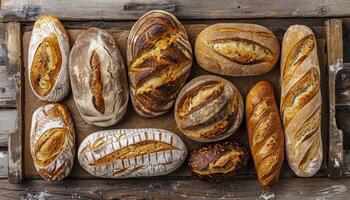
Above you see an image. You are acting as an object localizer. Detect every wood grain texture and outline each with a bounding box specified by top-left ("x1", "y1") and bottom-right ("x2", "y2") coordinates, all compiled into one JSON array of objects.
[
  {"x1": 6, "y1": 22, "x2": 23, "y2": 184},
  {"x1": 0, "y1": 178, "x2": 349, "y2": 199},
  {"x1": 326, "y1": 19, "x2": 344, "y2": 178},
  {"x1": 0, "y1": 109, "x2": 16, "y2": 147},
  {"x1": 0, "y1": 150, "x2": 8, "y2": 178},
  {"x1": 2, "y1": 0, "x2": 350, "y2": 21},
  {"x1": 22, "y1": 22, "x2": 328, "y2": 179}
]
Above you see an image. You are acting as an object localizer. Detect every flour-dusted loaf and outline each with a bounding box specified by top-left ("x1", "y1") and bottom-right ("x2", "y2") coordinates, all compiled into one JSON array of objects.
[
  {"x1": 69, "y1": 27, "x2": 128, "y2": 127},
  {"x1": 127, "y1": 10, "x2": 193, "y2": 117},
  {"x1": 174, "y1": 75, "x2": 244, "y2": 142},
  {"x1": 188, "y1": 141, "x2": 249, "y2": 181},
  {"x1": 280, "y1": 25, "x2": 323, "y2": 177},
  {"x1": 28, "y1": 16, "x2": 70, "y2": 102},
  {"x1": 30, "y1": 103, "x2": 75, "y2": 182},
  {"x1": 195, "y1": 23, "x2": 280, "y2": 76},
  {"x1": 246, "y1": 81, "x2": 284, "y2": 187},
  {"x1": 78, "y1": 128, "x2": 187, "y2": 178}
]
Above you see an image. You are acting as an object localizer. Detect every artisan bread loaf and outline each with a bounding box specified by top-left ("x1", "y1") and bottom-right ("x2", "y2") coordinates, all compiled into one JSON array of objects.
[
  {"x1": 188, "y1": 141, "x2": 249, "y2": 181},
  {"x1": 195, "y1": 23, "x2": 280, "y2": 76},
  {"x1": 28, "y1": 16, "x2": 70, "y2": 102},
  {"x1": 69, "y1": 27, "x2": 128, "y2": 127},
  {"x1": 246, "y1": 81, "x2": 284, "y2": 187},
  {"x1": 174, "y1": 75, "x2": 244, "y2": 142},
  {"x1": 30, "y1": 103, "x2": 75, "y2": 182},
  {"x1": 280, "y1": 25, "x2": 323, "y2": 177},
  {"x1": 78, "y1": 128, "x2": 187, "y2": 178},
  {"x1": 127, "y1": 10, "x2": 193, "y2": 117}
]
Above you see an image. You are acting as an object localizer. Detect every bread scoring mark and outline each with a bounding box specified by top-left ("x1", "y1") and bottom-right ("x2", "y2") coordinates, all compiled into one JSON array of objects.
[
  {"x1": 281, "y1": 68, "x2": 320, "y2": 128},
  {"x1": 258, "y1": 135, "x2": 277, "y2": 156},
  {"x1": 258, "y1": 155, "x2": 278, "y2": 181},
  {"x1": 43, "y1": 103, "x2": 71, "y2": 127},
  {"x1": 30, "y1": 33, "x2": 62, "y2": 97},
  {"x1": 217, "y1": 27, "x2": 273, "y2": 38},
  {"x1": 89, "y1": 141, "x2": 177, "y2": 166},
  {"x1": 299, "y1": 137, "x2": 320, "y2": 171},
  {"x1": 209, "y1": 38, "x2": 273, "y2": 65},
  {"x1": 283, "y1": 35, "x2": 315, "y2": 86},
  {"x1": 177, "y1": 80, "x2": 225, "y2": 118},
  {"x1": 90, "y1": 50, "x2": 105, "y2": 114},
  {"x1": 34, "y1": 127, "x2": 68, "y2": 167},
  {"x1": 252, "y1": 113, "x2": 273, "y2": 146},
  {"x1": 38, "y1": 162, "x2": 66, "y2": 182}
]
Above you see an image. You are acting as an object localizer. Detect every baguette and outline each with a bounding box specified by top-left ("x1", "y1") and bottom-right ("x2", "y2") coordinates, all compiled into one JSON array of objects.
[
  {"x1": 246, "y1": 81, "x2": 284, "y2": 187},
  {"x1": 280, "y1": 25, "x2": 323, "y2": 177}
]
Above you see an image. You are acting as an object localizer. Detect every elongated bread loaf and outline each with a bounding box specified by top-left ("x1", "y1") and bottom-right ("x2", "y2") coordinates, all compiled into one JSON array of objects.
[
  {"x1": 246, "y1": 81, "x2": 284, "y2": 187},
  {"x1": 69, "y1": 27, "x2": 128, "y2": 127},
  {"x1": 78, "y1": 128, "x2": 187, "y2": 178},
  {"x1": 280, "y1": 25, "x2": 323, "y2": 177},
  {"x1": 30, "y1": 103, "x2": 75, "y2": 182},
  {"x1": 28, "y1": 16, "x2": 70, "y2": 102}
]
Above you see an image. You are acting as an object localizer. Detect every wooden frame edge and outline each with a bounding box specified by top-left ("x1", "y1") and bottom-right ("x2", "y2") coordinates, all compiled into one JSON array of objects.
[
  {"x1": 325, "y1": 19, "x2": 344, "y2": 178},
  {"x1": 5, "y1": 22, "x2": 23, "y2": 184}
]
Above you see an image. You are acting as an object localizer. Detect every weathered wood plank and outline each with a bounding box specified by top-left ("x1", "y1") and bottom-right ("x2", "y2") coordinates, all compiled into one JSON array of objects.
[
  {"x1": 0, "y1": 109, "x2": 16, "y2": 147},
  {"x1": 0, "y1": 150, "x2": 8, "y2": 178},
  {"x1": 2, "y1": 0, "x2": 350, "y2": 22},
  {"x1": 5, "y1": 22, "x2": 22, "y2": 184},
  {"x1": 326, "y1": 19, "x2": 344, "y2": 178},
  {"x1": 0, "y1": 178, "x2": 349, "y2": 199}
]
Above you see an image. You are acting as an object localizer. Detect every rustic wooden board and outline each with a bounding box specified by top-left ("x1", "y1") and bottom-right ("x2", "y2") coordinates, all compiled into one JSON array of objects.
[
  {"x1": 0, "y1": 109, "x2": 16, "y2": 147},
  {"x1": 3, "y1": 0, "x2": 350, "y2": 22},
  {"x1": 22, "y1": 22, "x2": 329, "y2": 179}
]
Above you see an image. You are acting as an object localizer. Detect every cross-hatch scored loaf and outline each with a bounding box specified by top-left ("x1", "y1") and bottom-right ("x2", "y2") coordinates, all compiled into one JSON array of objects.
[
  {"x1": 246, "y1": 81, "x2": 284, "y2": 188},
  {"x1": 175, "y1": 75, "x2": 243, "y2": 142},
  {"x1": 127, "y1": 10, "x2": 192, "y2": 117},
  {"x1": 280, "y1": 25, "x2": 322, "y2": 177}
]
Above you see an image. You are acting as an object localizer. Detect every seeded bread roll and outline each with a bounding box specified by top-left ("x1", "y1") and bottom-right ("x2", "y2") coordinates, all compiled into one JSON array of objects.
[
  {"x1": 28, "y1": 16, "x2": 70, "y2": 102},
  {"x1": 246, "y1": 81, "x2": 284, "y2": 188},
  {"x1": 280, "y1": 25, "x2": 323, "y2": 177},
  {"x1": 78, "y1": 128, "x2": 187, "y2": 178},
  {"x1": 175, "y1": 75, "x2": 244, "y2": 142},
  {"x1": 30, "y1": 103, "x2": 75, "y2": 182},
  {"x1": 195, "y1": 23, "x2": 280, "y2": 76},
  {"x1": 127, "y1": 10, "x2": 193, "y2": 117},
  {"x1": 69, "y1": 27, "x2": 128, "y2": 127},
  {"x1": 188, "y1": 141, "x2": 249, "y2": 181}
]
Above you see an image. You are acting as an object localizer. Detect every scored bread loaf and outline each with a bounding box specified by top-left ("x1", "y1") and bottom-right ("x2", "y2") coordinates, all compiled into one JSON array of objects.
[
  {"x1": 28, "y1": 16, "x2": 70, "y2": 102},
  {"x1": 174, "y1": 75, "x2": 244, "y2": 142},
  {"x1": 127, "y1": 10, "x2": 193, "y2": 117},
  {"x1": 246, "y1": 81, "x2": 284, "y2": 187},
  {"x1": 69, "y1": 27, "x2": 128, "y2": 127},
  {"x1": 30, "y1": 103, "x2": 75, "y2": 182},
  {"x1": 280, "y1": 25, "x2": 323, "y2": 177},
  {"x1": 195, "y1": 23, "x2": 280, "y2": 76},
  {"x1": 78, "y1": 128, "x2": 187, "y2": 178}
]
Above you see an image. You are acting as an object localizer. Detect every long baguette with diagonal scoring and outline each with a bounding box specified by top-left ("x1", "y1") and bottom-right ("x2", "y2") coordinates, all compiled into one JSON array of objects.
[
  {"x1": 280, "y1": 25, "x2": 323, "y2": 177},
  {"x1": 78, "y1": 128, "x2": 187, "y2": 178}
]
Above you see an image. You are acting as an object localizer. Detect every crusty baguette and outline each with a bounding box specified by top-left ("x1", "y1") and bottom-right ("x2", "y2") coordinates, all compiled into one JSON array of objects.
[
  {"x1": 69, "y1": 27, "x2": 128, "y2": 127},
  {"x1": 246, "y1": 81, "x2": 284, "y2": 187},
  {"x1": 195, "y1": 23, "x2": 280, "y2": 76},
  {"x1": 127, "y1": 10, "x2": 193, "y2": 117},
  {"x1": 78, "y1": 128, "x2": 187, "y2": 178},
  {"x1": 30, "y1": 103, "x2": 75, "y2": 182},
  {"x1": 28, "y1": 16, "x2": 70, "y2": 102},
  {"x1": 280, "y1": 25, "x2": 323, "y2": 177},
  {"x1": 174, "y1": 75, "x2": 244, "y2": 142}
]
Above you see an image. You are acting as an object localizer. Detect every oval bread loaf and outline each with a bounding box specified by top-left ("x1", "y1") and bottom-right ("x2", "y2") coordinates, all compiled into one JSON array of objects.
[
  {"x1": 127, "y1": 10, "x2": 193, "y2": 117},
  {"x1": 280, "y1": 25, "x2": 323, "y2": 177},
  {"x1": 175, "y1": 75, "x2": 244, "y2": 142},
  {"x1": 188, "y1": 141, "x2": 249, "y2": 181},
  {"x1": 30, "y1": 103, "x2": 75, "y2": 182},
  {"x1": 195, "y1": 23, "x2": 280, "y2": 76},
  {"x1": 69, "y1": 27, "x2": 129, "y2": 127},
  {"x1": 28, "y1": 16, "x2": 70, "y2": 102},
  {"x1": 246, "y1": 81, "x2": 284, "y2": 188},
  {"x1": 78, "y1": 128, "x2": 187, "y2": 178}
]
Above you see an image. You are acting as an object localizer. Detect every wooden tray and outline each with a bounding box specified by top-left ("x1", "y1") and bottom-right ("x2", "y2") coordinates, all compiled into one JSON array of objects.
[{"x1": 5, "y1": 18, "x2": 344, "y2": 183}]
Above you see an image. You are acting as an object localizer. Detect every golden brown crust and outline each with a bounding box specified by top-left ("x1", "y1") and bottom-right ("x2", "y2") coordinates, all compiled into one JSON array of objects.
[
  {"x1": 175, "y1": 75, "x2": 244, "y2": 142},
  {"x1": 245, "y1": 81, "x2": 284, "y2": 188},
  {"x1": 127, "y1": 10, "x2": 193, "y2": 117},
  {"x1": 195, "y1": 23, "x2": 280, "y2": 76},
  {"x1": 188, "y1": 141, "x2": 249, "y2": 181}
]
